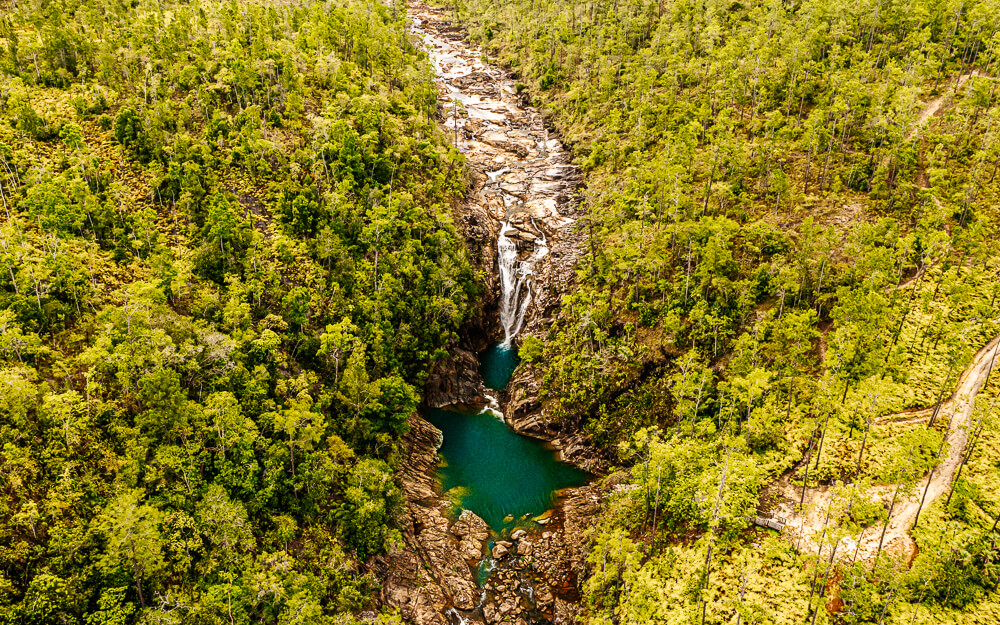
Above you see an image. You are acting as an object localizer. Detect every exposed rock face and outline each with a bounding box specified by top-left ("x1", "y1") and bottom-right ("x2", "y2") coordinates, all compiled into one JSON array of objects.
[
  {"x1": 506, "y1": 362, "x2": 606, "y2": 474},
  {"x1": 410, "y1": 0, "x2": 585, "y2": 345},
  {"x1": 453, "y1": 509, "x2": 491, "y2": 560},
  {"x1": 425, "y1": 347, "x2": 487, "y2": 409},
  {"x1": 378, "y1": 416, "x2": 485, "y2": 622},
  {"x1": 413, "y1": 0, "x2": 603, "y2": 470}
]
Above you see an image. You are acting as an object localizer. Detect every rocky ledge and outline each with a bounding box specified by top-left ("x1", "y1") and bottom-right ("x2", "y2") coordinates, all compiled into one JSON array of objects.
[
  {"x1": 503, "y1": 361, "x2": 606, "y2": 475},
  {"x1": 425, "y1": 347, "x2": 488, "y2": 410},
  {"x1": 378, "y1": 415, "x2": 605, "y2": 625},
  {"x1": 377, "y1": 416, "x2": 478, "y2": 624}
]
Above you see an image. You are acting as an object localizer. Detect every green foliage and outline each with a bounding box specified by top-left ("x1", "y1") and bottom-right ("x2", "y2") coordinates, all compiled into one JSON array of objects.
[
  {"x1": 99, "y1": 490, "x2": 166, "y2": 606},
  {"x1": 84, "y1": 587, "x2": 135, "y2": 625},
  {"x1": 0, "y1": 0, "x2": 476, "y2": 622},
  {"x1": 445, "y1": 0, "x2": 1000, "y2": 621},
  {"x1": 519, "y1": 334, "x2": 543, "y2": 363},
  {"x1": 112, "y1": 106, "x2": 150, "y2": 161},
  {"x1": 13, "y1": 101, "x2": 59, "y2": 141},
  {"x1": 338, "y1": 459, "x2": 404, "y2": 560}
]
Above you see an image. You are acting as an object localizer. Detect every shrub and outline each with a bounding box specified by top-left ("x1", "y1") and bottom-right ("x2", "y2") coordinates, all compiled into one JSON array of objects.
[{"x1": 112, "y1": 106, "x2": 150, "y2": 161}]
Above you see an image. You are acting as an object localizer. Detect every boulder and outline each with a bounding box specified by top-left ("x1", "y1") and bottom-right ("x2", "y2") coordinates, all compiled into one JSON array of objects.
[
  {"x1": 452, "y1": 586, "x2": 477, "y2": 611},
  {"x1": 424, "y1": 347, "x2": 486, "y2": 408},
  {"x1": 451, "y1": 509, "x2": 490, "y2": 560},
  {"x1": 516, "y1": 539, "x2": 533, "y2": 556},
  {"x1": 535, "y1": 583, "x2": 554, "y2": 607},
  {"x1": 498, "y1": 597, "x2": 519, "y2": 615}
]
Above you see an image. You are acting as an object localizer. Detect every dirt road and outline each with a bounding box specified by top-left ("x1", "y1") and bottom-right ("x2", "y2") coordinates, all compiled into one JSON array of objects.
[{"x1": 776, "y1": 332, "x2": 1000, "y2": 563}]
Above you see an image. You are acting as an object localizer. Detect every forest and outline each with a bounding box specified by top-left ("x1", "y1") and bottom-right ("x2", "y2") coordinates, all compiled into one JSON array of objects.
[
  {"x1": 444, "y1": 0, "x2": 1000, "y2": 622},
  {"x1": 0, "y1": 0, "x2": 476, "y2": 623},
  {"x1": 5, "y1": 0, "x2": 1000, "y2": 623}
]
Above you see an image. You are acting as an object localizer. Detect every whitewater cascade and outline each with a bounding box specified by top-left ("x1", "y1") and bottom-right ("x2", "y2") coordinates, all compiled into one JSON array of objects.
[
  {"x1": 497, "y1": 220, "x2": 548, "y2": 347},
  {"x1": 480, "y1": 391, "x2": 504, "y2": 422}
]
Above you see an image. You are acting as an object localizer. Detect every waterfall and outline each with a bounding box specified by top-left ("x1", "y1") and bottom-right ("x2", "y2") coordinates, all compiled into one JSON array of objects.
[
  {"x1": 445, "y1": 608, "x2": 471, "y2": 625},
  {"x1": 480, "y1": 392, "x2": 505, "y2": 422},
  {"x1": 497, "y1": 220, "x2": 548, "y2": 347},
  {"x1": 496, "y1": 222, "x2": 520, "y2": 346}
]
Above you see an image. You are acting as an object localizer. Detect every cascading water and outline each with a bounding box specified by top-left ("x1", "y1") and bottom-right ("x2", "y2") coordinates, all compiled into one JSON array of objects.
[
  {"x1": 445, "y1": 607, "x2": 471, "y2": 625},
  {"x1": 497, "y1": 220, "x2": 548, "y2": 347},
  {"x1": 496, "y1": 223, "x2": 522, "y2": 347},
  {"x1": 480, "y1": 391, "x2": 504, "y2": 421},
  {"x1": 407, "y1": 8, "x2": 592, "y2": 619}
]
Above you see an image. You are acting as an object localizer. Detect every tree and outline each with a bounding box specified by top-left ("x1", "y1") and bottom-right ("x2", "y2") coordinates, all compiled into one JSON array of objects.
[
  {"x1": 338, "y1": 459, "x2": 402, "y2": 560},
  {"x1": 319, "y1": 318, "x2": 358, "y2": 386},
  {"x1": 197, "y1": 484, "x2": 255, "y2": 564},
  {"x1": 273, "y1": 392, "x2": 325, "y2": 499},
  {"x1": 113, "y1": 106, "x2": 150, "y2": 160},
  {"x1": 21, "y1": 573, "x2": 72, "y2": 625},
  {"x1": 206, "y1": 391, "x2": 258, "y2": 463},
  {"x1": 100, "y1": 490, "x2": 165, "y2": 609},
  {"x1": 198, "y1": 193, "x2": 254, "y2": 280},
  {"x1": 84, "y1": 587, "x2": 135, "y2": 625},
  {"x1": 337, "y1": 344, "x2": 381, "y2": 447}
]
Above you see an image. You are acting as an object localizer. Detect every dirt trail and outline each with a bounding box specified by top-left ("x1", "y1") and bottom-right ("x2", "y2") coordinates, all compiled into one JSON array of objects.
[
  {"x1": 906, "y1": 72, "x2": 976, "y2": 140},
  {"x1": 876, "y1": 405, "x2": 934, "y2": 426},
  {"x1": 775, "y1": 333, "x2": 1000, "y2": 563}
]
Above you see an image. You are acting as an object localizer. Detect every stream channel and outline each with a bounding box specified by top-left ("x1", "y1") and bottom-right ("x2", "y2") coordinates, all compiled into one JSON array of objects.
[
  {"x1": 408, "y1": 0, "x2": 592, "y2": 608},
  {"x1": 426, "y1": 345, "x2": 588, "y2": 533}
]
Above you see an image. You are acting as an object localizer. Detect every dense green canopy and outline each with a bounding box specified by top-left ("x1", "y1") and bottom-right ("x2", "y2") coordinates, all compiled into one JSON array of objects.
[
  {"x1": 0, "y1": 0, "x2": 475, "y2": 623},
  {"x1": 450, "y1": 0, "x2": 1000, "y2": 621},
  {"x1": 7, "y1": 0, "x2": 1000, "y2": 622}
]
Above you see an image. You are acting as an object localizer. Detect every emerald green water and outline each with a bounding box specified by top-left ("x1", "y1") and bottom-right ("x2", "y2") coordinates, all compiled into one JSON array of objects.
[
  {"x1": 426, "y1": 342, "x2": 588, "y2": 532},
  {"x1": 426, "y1": 407, "x2": 589, "y2": 531},
  {"x1": 479, "y1": 343, "x2": 520, "y2": 391}
]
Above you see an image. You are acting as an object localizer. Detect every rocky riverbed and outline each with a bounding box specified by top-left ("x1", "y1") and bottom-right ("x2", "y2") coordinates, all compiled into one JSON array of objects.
[
  {"x1": 414, "y1": 0, "x2": 584, "y2": 354},
  {"x1": 378, "y1": 416, "x2": 603, "y2": 625},
  {"x1": 407, "y1": 0, "x2": 597, "y2": 464},
  {"x1": 375, "y1": 2, "x2": 605, "y2": 624}
]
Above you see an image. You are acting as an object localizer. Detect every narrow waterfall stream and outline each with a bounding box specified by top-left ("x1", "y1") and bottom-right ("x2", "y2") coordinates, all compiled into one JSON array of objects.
[{"x1": 497, "y1": 221, "x2": 547, "y2": 346}]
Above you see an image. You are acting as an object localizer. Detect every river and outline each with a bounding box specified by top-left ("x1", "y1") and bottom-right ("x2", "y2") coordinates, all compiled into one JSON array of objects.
[
  {"x1": 408, "y1": 0, "x2": 588, "y2": 537},
  {"x1": 379, "y1": 4, "x2": 595, "y2": 624}
]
